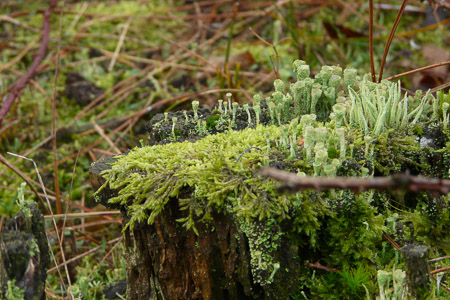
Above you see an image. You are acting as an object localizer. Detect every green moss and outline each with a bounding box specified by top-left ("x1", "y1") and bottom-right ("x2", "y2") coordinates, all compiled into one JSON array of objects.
[
  {"x1": 239, "y1": 218, "x2": 283, "y2": 286},
  {"x1": 206, "y1": 115, "x2": 220, "y2": 130},
  {"x1": 4, "y1": 280, "x2": 25, "y2": 300},
  {"x1": 97, "y1": 61, "x2": 449, "y2": 295}
]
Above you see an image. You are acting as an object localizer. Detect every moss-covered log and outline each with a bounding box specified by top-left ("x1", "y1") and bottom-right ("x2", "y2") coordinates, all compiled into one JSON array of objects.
[
  {"x1": 0, "y1": 188, "x2": 50, "y2": 300},
  {"x1": 90, "y1": 62, "x2": 449, "y2": 299},
  {"x1": 92, "y1": 156, "x2": 303, "y2": 299}
]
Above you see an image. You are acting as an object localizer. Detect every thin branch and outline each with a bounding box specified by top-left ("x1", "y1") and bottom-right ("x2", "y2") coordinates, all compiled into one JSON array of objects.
[
  {"x1": 431, "y1": 276, "x2": 450, "y2": 293},
  {"x1": 306, "y1": 260, "x2": 340, "y2": 273},
  {"x1": 44, "y1": 211, "x2": 121, "y2": 219},
  {"x1": 385, "y1": 61, "x2": 450, "y2": 81},
  {"x1": 429, "y1": 256, "x2": 450, "y2": 263},
  {"x1": 261, "y1": 167, "x2": 450, "y2": 194},
  {"x1": 0, "y1": 0, "x2": 58, "y2": 126},
  {"x1": 369, "y1": 0, "x2": 376, "y2": 82},
  {"x1": 430, "y1": 266, "x2": 450, "y2": 275},
  {"x1": 0, "y1": 153, "x2": 49, "y2": 214},
  {"x1": 430, "y1": 81, "x2": 450, "y2": 94},
  {"x1": 378, "y1": 0, "x2": 408, "y2": 83},
  {"x1": 382, "y1": 231, "x2": 401, "y2": 250}
]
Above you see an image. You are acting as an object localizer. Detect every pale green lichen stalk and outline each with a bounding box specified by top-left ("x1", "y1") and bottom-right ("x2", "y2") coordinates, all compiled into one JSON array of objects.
[
  {"x1": 96, "y1": 60, "x2": 448, "y2": 295},
  {"x1": 192, "y1": 100, "x2": 199, "y2": 121}
]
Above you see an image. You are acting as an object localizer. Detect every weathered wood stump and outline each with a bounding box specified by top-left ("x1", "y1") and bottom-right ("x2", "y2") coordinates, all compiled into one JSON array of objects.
[
  {"x1": 400, "y1": 244, "x2": 430, "y2": 298},
  {"x1": 89, "y1": 61, "x2": 449, "y2": 299},
  {"x1": 91, "y1": 157, "x2": 302, "y2": 300},
  {"x1": 0, "y1": 196, "x2": 50, "y2": 299}
]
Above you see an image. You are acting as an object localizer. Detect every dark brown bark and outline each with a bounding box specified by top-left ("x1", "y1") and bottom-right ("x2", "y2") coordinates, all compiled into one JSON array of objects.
[
  {"x1": 90, "y1": 157, "x2": 302, "y2": 300},
  {"x1": 0, "y1": 201, "x2": 50, "y2": 299},
  {"x1": 400, "y1": 244, "x2": 431, "y2": 298},
  {"x1": 119, "y1": 198, "x2": 258, "y2": 300}
]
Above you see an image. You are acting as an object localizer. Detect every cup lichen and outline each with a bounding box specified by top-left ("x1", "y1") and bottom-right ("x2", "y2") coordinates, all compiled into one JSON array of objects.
[{"x1": 96, "y1": 61, "x2": 449, "y2": 296}]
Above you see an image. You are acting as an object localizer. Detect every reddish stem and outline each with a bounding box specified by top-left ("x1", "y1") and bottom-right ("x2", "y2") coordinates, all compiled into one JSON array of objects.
[
  {"x1": 369, "y1": 0, "x2": 376, "y2": 82},
  {"x1": 0, "y1": 1, "x2": 58, "y2": 126},
  {"x1": 378, "y1": 0, "x2": 408, "y2": 83}
]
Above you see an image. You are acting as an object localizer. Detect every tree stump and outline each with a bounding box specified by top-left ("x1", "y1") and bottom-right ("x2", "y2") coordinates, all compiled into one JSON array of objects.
[
  {"x1": 89, "y1": 61, "x2": 449, "y2": 299},
  {"x1": 400, "y1": 244, "x2": 430, "y2": 298},
  {"x1": 0, "y1": 198, "x2": 50, "y2": 299},
  {"x1": 91, "y1": 157, "x2": 302, "y2": 300}
]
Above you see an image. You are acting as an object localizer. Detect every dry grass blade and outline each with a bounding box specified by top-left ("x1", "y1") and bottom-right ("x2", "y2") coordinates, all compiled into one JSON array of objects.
[
  {"x1": 92, "y1": 120, "x2": 121, "y2": 154},
  {"x1": 0, "y1": 36, "x2": 39, "y2": 73},
  {"x1": 45, "y1": 211, "x2": 121, "y2": 219},
  {"x1": 47, "y1": 236, "x2": 123, "y2": 273},
  {"x1": 108, "y1": 16, "x2": 132, "y2": 72},
  {"x1": 249, "y1": 27, "x2": 279, "y2": 79},
  {"x1": 6, "y1": 151, "x2": 73, "y2": 298},
  {"x1": 0, "y1": 153, "x2": 49, "y2": 214},
  {"x1": 52, "y1": 0, "x2": 63, "y2": 220},
  {"x1": 0, "y1": 14, "x2": 39, "y2": 32}
]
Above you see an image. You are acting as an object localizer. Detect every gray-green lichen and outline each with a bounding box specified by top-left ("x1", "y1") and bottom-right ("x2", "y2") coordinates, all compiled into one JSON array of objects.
[
  {"x1": 95, "y1": 60, "x2": 449, "y2": 294},
  {"x1": 239, "y1": 218, "x2": 283, "y2": 286}
]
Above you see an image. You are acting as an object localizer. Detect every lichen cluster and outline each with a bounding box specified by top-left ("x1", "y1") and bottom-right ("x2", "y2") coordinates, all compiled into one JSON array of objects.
[{"x1": 97, "y1": 60, "x2": 449, "y2": 296}]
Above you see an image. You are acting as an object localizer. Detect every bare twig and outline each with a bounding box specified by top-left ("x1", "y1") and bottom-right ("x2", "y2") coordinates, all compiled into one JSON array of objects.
[
  {"x1": 378, "y1": 0, "x2": 408, "y2": 83},
  {"x1": 382, "y1": 231, "x2": 401, "y2": 250},
  {"x1": 385, "y1": 61, "x2": 450, "y2": 81},
  {"x1": 429, "y1": 256, "x2": 450, "y2": 263},
  {"x1": 0, "y1": 153, "x2": 49, "y2": 214},
  {"x1": 369, "y1": 0, "x2": 376, "y2": 82},
  {"x1": 261, "y1": 167, "x2": 450, "y2": 194},
  {"x1": 306, "y1": 260, "x2": 339, "y2": 273},
  {"x1": 430, "y1": 266, "x2": 450, "y2": 275},
  {"x1": 45, "y1": 211, "x2": 121, "y2": 219},
  {"x1": 0, "y1": 0, "x2": 58, "y2": 126}
]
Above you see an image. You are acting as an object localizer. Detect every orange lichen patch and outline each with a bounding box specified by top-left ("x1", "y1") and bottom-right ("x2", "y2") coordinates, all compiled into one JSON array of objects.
[{"x1": 297, "y1": 136, "x2": 304, "y2": 147}]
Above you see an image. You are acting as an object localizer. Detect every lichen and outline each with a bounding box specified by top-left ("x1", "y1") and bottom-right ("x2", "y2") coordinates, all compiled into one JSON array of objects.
[
  {"x1": 96, "y1": 61, "x2": 449, "y2": 294},
  {"x1": 239, "y1": 218, "x2": 283, "y2": 286}
]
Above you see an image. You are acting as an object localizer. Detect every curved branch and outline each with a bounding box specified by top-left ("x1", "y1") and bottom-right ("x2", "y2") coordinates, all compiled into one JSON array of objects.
[{"x1": 0, "y1": 0, "x2": 58, "y2": 126}]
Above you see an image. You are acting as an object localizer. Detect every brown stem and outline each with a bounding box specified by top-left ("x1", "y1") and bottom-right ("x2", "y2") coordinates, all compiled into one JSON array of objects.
[
  {"x1": 0, "y1": 0, "x2": 58, "y2": 126},
  {"x1": 385, "y1": 61, "x2": 450, "y2": 81},
  {"x1": 261, "y1": 167, "x2": 450, "y2": 194},
  {"x1": 306, "y1": 260, "x2": 340, "y2": 273},
  {"x1": 378, "y1": 0, "x2": 408, "y2": 83},
  {"x1": 430, "y1": 266, "x2": 450, "y2": 275},
  {"x1": 369, "y1": 0, "x2": 376, "y2": 82}
]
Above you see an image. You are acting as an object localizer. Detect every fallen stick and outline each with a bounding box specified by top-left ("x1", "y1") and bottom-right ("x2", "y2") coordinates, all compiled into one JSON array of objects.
[{"x1": 260, "y1": 167, "x2": 450, "y2": 194}]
